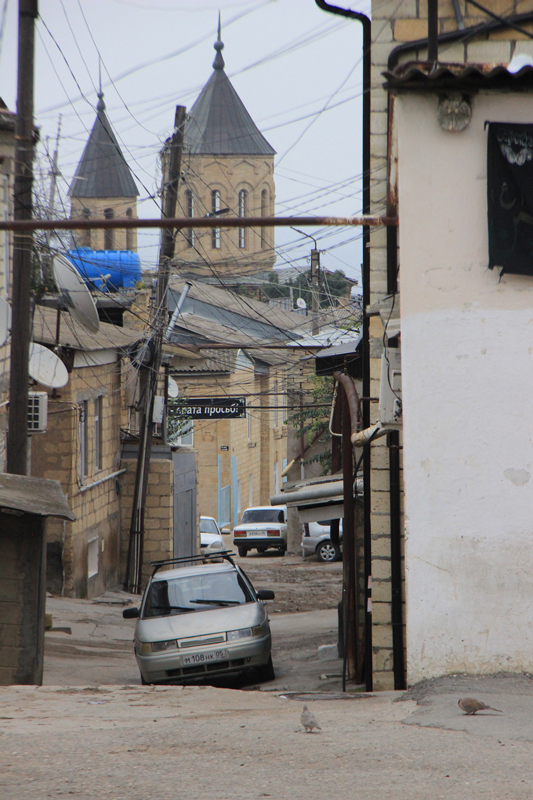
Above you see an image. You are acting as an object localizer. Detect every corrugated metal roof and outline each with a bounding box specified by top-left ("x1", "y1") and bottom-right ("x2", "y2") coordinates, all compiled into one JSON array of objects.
[
  {"x1": 384, "y1": 62, "x2": 533, "y2": 90},
  {"x1": 184, "y1": 32, "x2": 275, "y2": 156},
  {"x1": 69, "y1": 93, "x2": 139, "y2": 199},
  {"x1": 33, "y1": 305, "x2": 139, "y2": 352}
]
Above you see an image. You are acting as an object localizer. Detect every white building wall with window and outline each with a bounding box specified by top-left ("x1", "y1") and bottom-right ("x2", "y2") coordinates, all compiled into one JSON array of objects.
[{"x1": 396, "y1": 90, "x2": 533, "y2": 682}]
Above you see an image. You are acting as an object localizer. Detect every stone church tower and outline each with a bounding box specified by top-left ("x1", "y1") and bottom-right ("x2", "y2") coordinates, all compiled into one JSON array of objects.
[
  {"x1": 69, "y1": 92, "x2": 139, "y2": 252},
  {"x1": 173, "y1": 23, "x2": 276, "y2": 279}
]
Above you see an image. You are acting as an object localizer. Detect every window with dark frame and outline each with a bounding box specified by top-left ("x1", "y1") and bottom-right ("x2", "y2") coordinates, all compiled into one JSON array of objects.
[
  {"x1": 79, "y1": 401, "x2": 89, "y2": 481},
  {"x1": 211, "y1": 190, "x2": 221, "y2": 249},
  {"x1": 488, "y1": 122, "x2": 533, "y2": 277},
  {"x1": 94, "y1": 396, "x2": 103, "y2": 471}
]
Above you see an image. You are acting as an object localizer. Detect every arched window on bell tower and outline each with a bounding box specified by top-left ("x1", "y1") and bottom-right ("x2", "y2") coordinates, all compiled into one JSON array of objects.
[
  {"x1": 126, "y1": 207, "x2": 133, "y2": 250},
  {"x1": 104, "y1": 207, "x2": 115, "y2": 250},
  {"x1": 261, "y1": 189, "x2": 268, "y2": 249},
  {"x1": 238, "y1": 189, "x2": 247, "y2": 249},
  {"x1": 186, "y1": 190, "x2": 195, "y2": 247},
  {"x1": 211, "y1": 190, "x2": 221, "y2": 249},
  {"x1": 80, "y1": 207, "x2": 92, "y2": 249}
]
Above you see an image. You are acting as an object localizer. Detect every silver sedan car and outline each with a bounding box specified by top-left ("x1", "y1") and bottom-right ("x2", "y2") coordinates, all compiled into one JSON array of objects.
[{"x1": 123, "y1": 554, "x2": 275, "y2": 685}]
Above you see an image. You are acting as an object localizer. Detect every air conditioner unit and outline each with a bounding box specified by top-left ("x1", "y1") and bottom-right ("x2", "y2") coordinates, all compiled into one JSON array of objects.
[
  {"x1": 28, "y1": 391, "x2": 48, "y2": 433},
  {"x1": 379, "y1": 348, "x2": 402, "y2": 428}
]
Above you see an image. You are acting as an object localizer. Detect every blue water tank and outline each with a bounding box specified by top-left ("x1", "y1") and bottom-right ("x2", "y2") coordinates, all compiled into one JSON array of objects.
[{"x1": 67, "y1": 248, "x2": 142, "y2": 292}]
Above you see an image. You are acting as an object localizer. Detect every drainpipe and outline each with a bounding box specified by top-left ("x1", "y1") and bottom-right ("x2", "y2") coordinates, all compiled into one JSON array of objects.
[{"x1": 316, "y1": 0, "x2": 373, "y2": 692}]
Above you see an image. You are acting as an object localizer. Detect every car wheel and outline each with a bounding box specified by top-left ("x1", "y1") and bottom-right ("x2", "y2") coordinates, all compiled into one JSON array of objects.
[
  {"x1": 255, "y1": 655, "x2": 275, "y2": 682},
  {"x1": 317, "y1": 540, "x2": 340, "y2": 563},
  {"x1": 238, "y1": 546, "x2": 248, "y2": 557},
  {"x1": 257, "y1": 546, "x2": 267, "y2": 553}
]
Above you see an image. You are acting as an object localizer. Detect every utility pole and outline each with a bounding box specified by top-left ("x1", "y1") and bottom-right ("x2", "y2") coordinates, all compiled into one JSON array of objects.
[
  {"x1": 125, "y1": 105, "x2": 186, "y2": 594},
  {"x1": 7, "y1": 0, "x2": 38, "y2": 475},
  {"x1": 310, "y1": 248, "x2": 320, "y2": 336},
  {"x1": 43, "y1": 115, "x2": 62, "y2": 285}
]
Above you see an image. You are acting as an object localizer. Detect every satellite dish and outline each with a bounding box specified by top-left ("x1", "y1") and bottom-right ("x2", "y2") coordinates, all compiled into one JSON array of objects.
[
  {"x1": 296, "y1": 297, "x2": 307, "y2": 309},
  {"x1": 168, "y1": 377, "x2": 179, "y2": 398},
  {"x1": 0, "y1": 296, "x2": 11, "y2": 347},
  {"x1": 29, "y1": 343, "x2": 69, "y2": 388},
  {"x1": 53, "y1": 253, "x2": 100, "y2": 334}
]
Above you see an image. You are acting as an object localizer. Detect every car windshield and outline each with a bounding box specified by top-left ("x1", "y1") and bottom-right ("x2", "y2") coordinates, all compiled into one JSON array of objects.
[
  {"x1": 200, "y1": 518, "x2": 219, "y2": 534},
  {"x1": 143, "y1": 570, "x2": 254, "y2": 618},
  {"x1": 241, "y1": 509, "x2": 284, "y2": 524}
]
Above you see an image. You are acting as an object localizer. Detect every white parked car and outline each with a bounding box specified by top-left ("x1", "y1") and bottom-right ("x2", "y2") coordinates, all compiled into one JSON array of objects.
[
  {"x1": 123, "y1": 553, "x2": 275, "y2": 685},
  {"x1": 301, "y1": 519, "x2": 343, "y2": 562},
  {"x1": 233, "y1": 506, "x2": 287, "y2": 557},
  {"x1": 200, "y1": 516, "x2": 226, "y2": 556}
]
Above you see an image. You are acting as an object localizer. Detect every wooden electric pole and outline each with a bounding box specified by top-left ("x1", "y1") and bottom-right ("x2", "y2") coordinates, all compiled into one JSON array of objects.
[
  {"x1": 124, "y1": 105, "x2": 186, "y2": 594},
  {"x1": 7, "y1": 0, "x2": 38, "y2": 475}
]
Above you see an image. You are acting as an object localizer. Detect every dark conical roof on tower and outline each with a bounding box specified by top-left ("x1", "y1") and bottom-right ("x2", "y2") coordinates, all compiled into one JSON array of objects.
[
  {"x1": 184, "y1": 18, "x2": 276, "y2": 157},
  {"x1": 69, "y1": 92, "x2": 139, "y2": 198}
]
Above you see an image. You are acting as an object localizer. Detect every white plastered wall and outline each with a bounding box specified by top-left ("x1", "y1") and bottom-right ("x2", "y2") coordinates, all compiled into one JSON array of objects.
[{"x1": 397, "y1": 91, "x2": 533, "y2": 683}]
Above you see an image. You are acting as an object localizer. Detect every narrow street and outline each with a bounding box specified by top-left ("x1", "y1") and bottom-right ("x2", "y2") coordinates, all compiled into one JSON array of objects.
[{"x1": 44, "y1": 553, "x2": 346, "y2": 693}]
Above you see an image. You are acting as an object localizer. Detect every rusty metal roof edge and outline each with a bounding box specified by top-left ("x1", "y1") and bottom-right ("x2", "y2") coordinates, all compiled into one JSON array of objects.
[{"x1": 384, "y1": 62, "x2": 533, "y2": 90}]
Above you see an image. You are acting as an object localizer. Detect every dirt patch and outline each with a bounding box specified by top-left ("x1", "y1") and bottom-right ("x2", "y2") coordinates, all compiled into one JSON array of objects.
[{"x1": 238, "y1": 555, "x2": 342, "y2": 614}]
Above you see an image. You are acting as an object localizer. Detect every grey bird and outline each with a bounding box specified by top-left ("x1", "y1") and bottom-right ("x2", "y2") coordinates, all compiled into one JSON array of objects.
[
  {"x1": 458, "y1": 697, "x2": 503, "y2": 715},
  {"x1": 301, "y1": 704, "x2": 321, "y2": 732}
]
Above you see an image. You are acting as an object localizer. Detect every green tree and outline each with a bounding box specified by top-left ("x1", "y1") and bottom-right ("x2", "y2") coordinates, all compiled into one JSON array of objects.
[{"x1": 286, "y1": 375, "x2": 334, "y2": 475}]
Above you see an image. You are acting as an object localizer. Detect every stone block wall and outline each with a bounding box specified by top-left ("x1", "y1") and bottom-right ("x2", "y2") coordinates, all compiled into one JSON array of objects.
[
  {"x1": 31, "y1": 359, "x2": 124, "y2": 598},
  {"x1": 120, "y1": 454, "x2": 174, "y2": 587}
]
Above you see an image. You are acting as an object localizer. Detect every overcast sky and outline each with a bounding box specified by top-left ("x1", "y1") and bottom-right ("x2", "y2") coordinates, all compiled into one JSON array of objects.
[{"x1": 0, "y1": 0, "x2": 368, "y2": 284}]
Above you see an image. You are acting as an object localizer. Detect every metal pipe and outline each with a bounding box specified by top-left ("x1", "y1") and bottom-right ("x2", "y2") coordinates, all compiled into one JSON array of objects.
[
  {"x1": 388, "y1": 9, "x2": 533, "y2": 70},
  {"x1": 317, "y1": 0, "x2": 373, "y2": 693},
  {"x1": 428, "y1": 0, "x2": 439, "y2": 63},
  {"x1": 388, "y1": 429, "x2": 406, "y2": 689},
  {"x1": 333, "y1": 371, "x2": 360, "y2": 438},
  {"x1": 78, "y1": 468, "x2": 126, "y2": 493},
  {"x1": 165, "y1": 281, "x2": 192, "y2": 340},
  {"x1": 0, "y1": 214, "x2": 397, "y2": 232}
]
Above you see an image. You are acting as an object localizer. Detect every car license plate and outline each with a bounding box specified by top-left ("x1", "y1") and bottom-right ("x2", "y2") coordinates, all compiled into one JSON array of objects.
[{"x1": 181, "y1": 649, "x2": 227, "y2": 665}]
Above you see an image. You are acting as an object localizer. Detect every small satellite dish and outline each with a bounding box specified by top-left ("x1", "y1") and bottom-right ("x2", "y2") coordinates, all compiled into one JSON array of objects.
[
  {"x1": 168, "y1": 376, "x2": 179, "y2": 398},
  {"x1": 296, "y1": 297, "x2": 307, "y2": 309},
  {"x1": 0, "y1": 296, "x2": 11, "y2": 347},
  {"x1": 29, "y1": 343, "x2": 69, "y2": 388},
  {"x1": 53, "y1": 253, "x2": 100, "y2": 334}
]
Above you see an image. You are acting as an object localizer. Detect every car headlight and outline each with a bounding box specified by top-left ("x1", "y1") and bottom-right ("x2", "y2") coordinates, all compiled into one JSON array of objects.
[
  {"x1": 140, "y1": 639, "x2": 178, "y2": 654},
  {"x1": 227, "y1": 626, "x2": 264, "y2": 641}
]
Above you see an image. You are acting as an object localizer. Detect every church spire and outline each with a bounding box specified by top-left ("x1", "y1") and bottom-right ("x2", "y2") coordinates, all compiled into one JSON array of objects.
[{"x1": 213, "y1": 13, "x2": 225, "y2": 71}]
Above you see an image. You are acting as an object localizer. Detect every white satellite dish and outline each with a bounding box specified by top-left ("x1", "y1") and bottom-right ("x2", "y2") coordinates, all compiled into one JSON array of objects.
[
  {"x1": 29, "y1": 343, "x2": 69, "y2": 388},
  {"x1": 0, "y1": 296, "x2": 11, "y2": 347},
  {"x1": 168, "y1": 376, "x2": 179, "y2": 399},
  {"x1": 296, "y1": 297, "x2": 307, "y2": 309},
  {"x1": 53, "y1": 253, "x2": 100, "y2": 334}
]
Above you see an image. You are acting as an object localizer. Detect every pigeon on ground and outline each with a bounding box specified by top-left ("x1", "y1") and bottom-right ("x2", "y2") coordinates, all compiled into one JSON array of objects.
[
  {"x1": 301, "y1": 704, "x2": 321, "y2": 732},
  {"x1": 458, "y1": 697, "x2": 503, "y2": 715}
]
